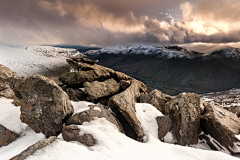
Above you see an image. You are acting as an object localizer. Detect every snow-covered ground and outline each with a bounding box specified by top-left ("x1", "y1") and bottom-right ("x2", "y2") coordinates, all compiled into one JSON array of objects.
[
  {"x1": 0, "y1": 98, "x2": 238, "y2": 160},
  {"x1": 0, "y1": 45, "x2": 83, "y2": 76}
]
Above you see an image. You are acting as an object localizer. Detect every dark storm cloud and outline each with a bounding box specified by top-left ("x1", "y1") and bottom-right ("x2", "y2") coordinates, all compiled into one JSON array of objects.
[{"x1": 0, "y1": 0, "x2": 240, "y2": 46}]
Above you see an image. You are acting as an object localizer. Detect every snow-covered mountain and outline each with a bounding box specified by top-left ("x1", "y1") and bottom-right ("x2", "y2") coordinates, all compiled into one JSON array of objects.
[
  {"x1": 85, "y1": 45, "x2": 200, "y2": 59},
  {"x1": 208, "y1": 48, "x2": 240, "y2": 59},
  {"x1": 0, "y1": 45, "x2": 83, "y2": 76}
]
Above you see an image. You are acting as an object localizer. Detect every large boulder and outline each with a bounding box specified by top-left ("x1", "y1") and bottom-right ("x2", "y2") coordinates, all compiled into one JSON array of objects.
[
  {"x1": 108, "y1": 79, "x2": 147, "y2": 140},
  {"x1": 83, "y1": 78, "x2": 120, "y2": 100},
  {"x1": 59, "y1": 70, "x2": 110, "y2": 88},
  {"x1": 62, "y1": 86, "x2": 87, "y2": 101},
  {"x1": 140, "y1": 89, "x2": 172, "y2": 113},
  {"x1": 164, "y1": 92, "x2": 202, "y2": 146},
  {"x1": 201, "y1": 104, "x2": 240, "y2": 154},
  {"x1": 8, "y1": 75, "x2": 74, "y2": 137},
  {"x1": 66, "y1": 104, "x2": 124, "y2": 133},
  {"x1": 0, "y1": 64, "x2": 18, "y2": 99},
  {"x1": 62, "y1": 125, "x2": 96, "y2": 146},
  {"x1": 156, "y1": 116, "x2": 172, "y2": 140},
  {"x1": 0, "y1": 124, "x2": 19, "y2": 147},
  {"x1": 66, "y1": 58, "x2": 133, "y2": 81},
  {"x1": 10, "y1": 136, "x2": 57, "y2": 160}
]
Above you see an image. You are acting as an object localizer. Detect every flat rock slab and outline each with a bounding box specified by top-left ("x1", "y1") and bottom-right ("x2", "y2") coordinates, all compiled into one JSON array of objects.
[
  {"x1": 108, "y1": 79, "x2": 147, "y2": 140},
  {"x1": 201, "y1": 104, "x2": 240, "y2": 154},
  {"x1": 0, "y1": 124, "x2": 19, "y2": 147},
  {"x1": 10, "y1": 136, "x2": 57, "y2": 160},
  {"x1": 8, "y1": 75, "x2": 73, "y2": 137},
  {"x1": 84, "y1": 78, "x2": 120, "y2": 100},
  {"x1": 66, "y1": 104, "x2": 124, "y2": 133},
  {"x1": 62, "y1": 125, "x2": 96, "y2": 146},
  {"x1": 165, "y1": 92, "x2": 201, "y2": 146},
  {"x1": 59, "y1": 70, "x2": 110, "y2": 88}
]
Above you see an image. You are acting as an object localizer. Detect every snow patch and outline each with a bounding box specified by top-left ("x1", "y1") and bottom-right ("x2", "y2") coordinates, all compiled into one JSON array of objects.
[
  {"x1": 93, "y1": 107, "x2": 101, "y2": 112},
  {"x1": 71, "y1": 101, "x2": 94, "y2": 115}
]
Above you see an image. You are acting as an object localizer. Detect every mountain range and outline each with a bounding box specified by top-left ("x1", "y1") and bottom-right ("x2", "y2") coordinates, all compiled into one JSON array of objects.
[{"x1": 84, "y1": 45, "x2": 240, "y2": 95}]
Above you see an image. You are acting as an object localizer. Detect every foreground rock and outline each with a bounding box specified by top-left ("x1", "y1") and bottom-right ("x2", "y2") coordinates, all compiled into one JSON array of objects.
[
  {"x1": 62, "y1": 125, "x2": 96, "y2": 146},
  {"x1": 0, "y1": 124, "x2": 19, "y2": 147},
  {"x1": 66, "y1": 58, "x2": 133, "y2": 81},
  {"x1": 225, "y1": 106, "x2": 240, "y2": 118},
  {"x1": 0, "y1": 64, "x2": 18, "y2": 99},
  {"x1": 62, "y1": 86, "x2": 87, "y2": 101},
  {"x1": 201, "y1": 104, "x2": 240, "y2": 154},
  {"x1": 108, "y1": 79, "x2": 147, "y2": 140},
  {"x1": 83, "y1": 78, "x2": 120, "y2": 100},
  {"x1": 59, "y1": 70, "x2": 110, "y2": 88},
  {"x1": 165, "y1": 93, "x2": 201, "y2": 146},
  {"x1": 140, "y1": 89, "x2": 172, "y2": 113},
  {"x1": 8, "y1": 75, "x2": 74, "y2": 137},
  {"x1": 10, "y1": 136, "x2": 57, "y2": 160},
  {"x1": 66, "y1": 104, "x2": 124, "y2": 133},
  {"x1": 156, "y1": 116, "x2": 172, "y2": 140}
]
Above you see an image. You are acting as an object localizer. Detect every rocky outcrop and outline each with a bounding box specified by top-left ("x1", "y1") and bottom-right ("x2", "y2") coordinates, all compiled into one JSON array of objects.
[
  {"x1": 0, "y1": 124, "x2": 19, "y2": 147},
  {"x1": 165, "y1": 93, "x2": 201, "y2": 146},
  {"x1": 108, "y1": 79, "x2": 147, "y2": 140},
  {"x1": 140, "y1": 89, "x2": 172, "y2": 113},
  {"x1": 71, "y1": 57, "x2": 98, "y2": 65},
  {"x1": 66, "y1": 104, "x2": 124, "y2": 133},
  {"x1": 66, "y1": 58, "x2": 133, "y2": 81},
  {"x1": 0, "y1": 64, "x2": 18, "y2": 99},
  {"x1": 10, "y1": 136, "x2": 57, "y2": 160},
  {"x1": 59, "y1": 70, "x2": 110, "y2": 88},
  {"x1": 8, "y1": 75, "x2": 74, "y2": 137},
  {"x1": 62, "y1": 86, "x2": 87, "y2": 101},
  {"x1": 83, "y1": 78, "x2": 120, "y2": 100},
  {"x1": 201, "y1": 104, "x2": 240, "y2": 154},
  {"x1": 156, "y1": 116, "x2": 172, "y2": 140},
  {"x1": 62, "y1": 125, "x2": 96, "y2": 146}
]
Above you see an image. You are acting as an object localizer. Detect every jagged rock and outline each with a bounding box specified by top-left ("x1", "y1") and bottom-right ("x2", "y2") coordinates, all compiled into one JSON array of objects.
[
  {"x1": 62, "y1": 125, "x2": 96, "y2": 146},
  {"x1": 59, "y1": 70, "x2": 110, "y2": 88},
  {"x1": 62, "y1": 86, "x2": 87, "y2": 101},
  {"x1": 8, "y1": 75, "x2": 73, "y2": 137},
  {"x1": 156, "y1": 116, "x2": 172, "y2": 140},
  {"x1": 0, "y1": 65, "x2": 18, "y2": 99},
  {"x1": 108, "y1": 79, "x2": 147, "y2": 140},
  {"x1": 10, "y1": 136, "x2": 57, "y2": 160},
  {"x1": 71, "y1": 57, "x2": 98, "y2": 65},
  {"x1": 140, "y1": 89, "x2": 172, "y2": 113},
  {"x1": 66, "y1": 58, "x2": 133, "y2": 81},
  {"x1": 225, "y1": 106, "x2": 240, "y2": 118},
  {"x1": 201, "y1": 104, "x2": 240, "y2": 154},
  {"x1": 165, "y1": 92, "x2": 201, "y2": 146},
  {"x1": 83, "y1": 78, "x2": 120, "y2": 100},
  {"x1": 66, "y1": 104, "x2": 124, "y2": 133},
  {"x1": 120, "y1": 80, "x2": 131, "y2": 90},
  {"x1": 0, "y1": 124, "x2": 19, "y2": 147}
]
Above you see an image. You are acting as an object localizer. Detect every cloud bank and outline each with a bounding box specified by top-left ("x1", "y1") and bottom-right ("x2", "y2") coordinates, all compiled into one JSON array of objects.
[{"x1": 0, "y1": 0, "x2": 240, "y2": 46}]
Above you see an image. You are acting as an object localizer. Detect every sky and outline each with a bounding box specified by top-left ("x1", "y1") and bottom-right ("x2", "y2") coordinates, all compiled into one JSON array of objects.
[{"x1": 0, "y1": 0, "x2": 240, "y2": 47}]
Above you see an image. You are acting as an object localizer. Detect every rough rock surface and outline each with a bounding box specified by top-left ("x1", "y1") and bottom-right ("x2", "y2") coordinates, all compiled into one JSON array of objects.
[
  {"x1": 66, "y1": 58, "x2": 133, "y2": 81},
  {"x1": 0, "y1": 64, "x2": 18, "y2": 99},
  {"x1": 59, "y1": 70, "x2": 110, "y2": 88},
  {"x1": 225, "y1": 106, "x2": 240, "y2": 118},
  {"x1": 201, "y1": 104, "x2": 240, "y2": 154},
  {"x1": 8, "y1": 75, "x2": 74, "y2": 137},
  {"x1": 62, "y1": 86, "x2": 87, "y2": 101},
  {"x1": 156, "y1": 116, "x2": 172, "y2": 140},
  {"x1": 10, "y1": 136, "x2": 57, "y2": 160},
  {"x1": 140, "y1": 89, "x2": 172, "y2": 113},
  {"x1": 62, "y1": 125, "x2": 96, "y2": 146},
  {"x1": 120, "y1": 80, "x2": 131, "y2": 90},
  {"x1": 66, "y1": 104, "x2": 124, "y2": 133},
  {"x1": 165, "y1": 93, "x2": 201, "y2": 146},
  {"x1": 71, "y1": 57, "x2": 98, "y2": 65},
  {"x1": 0, "y1": 124, "x2": 20, "y2": 147},
  {"x1": 108, "y1": 79, "x2": 147, "y2": 140},
  {"x1": 83, "y1": 78, "x2": 120, "y2": 100}
]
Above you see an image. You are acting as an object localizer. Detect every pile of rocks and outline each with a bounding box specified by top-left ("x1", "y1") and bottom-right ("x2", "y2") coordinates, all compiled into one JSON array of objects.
[{"x1": 1, "y1": 57, "x2": 240, "y2": 159}]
